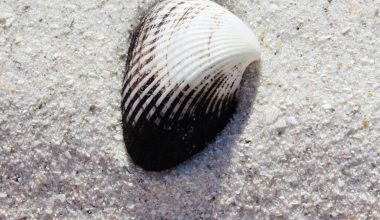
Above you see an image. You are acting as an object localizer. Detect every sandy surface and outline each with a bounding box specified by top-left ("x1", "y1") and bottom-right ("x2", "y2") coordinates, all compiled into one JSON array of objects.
[{"x1": 1, "y1": 0, "x2": 379, "y2": 219}]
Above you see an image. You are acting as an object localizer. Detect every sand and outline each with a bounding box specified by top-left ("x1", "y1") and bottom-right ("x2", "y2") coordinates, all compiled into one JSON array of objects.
[{"x1": 0, "y1": 0, "x2": 379, "y2": 219}]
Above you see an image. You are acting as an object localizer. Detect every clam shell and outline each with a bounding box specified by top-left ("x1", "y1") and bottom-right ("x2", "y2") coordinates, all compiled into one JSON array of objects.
[{"x1": 122, "y1": 0, "x2": 261, "y2": 171}]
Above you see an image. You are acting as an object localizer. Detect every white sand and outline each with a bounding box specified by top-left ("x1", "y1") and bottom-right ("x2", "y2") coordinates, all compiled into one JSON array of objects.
[{"x1": 0, "y1": 0, "x2": 379, "y2": 219}]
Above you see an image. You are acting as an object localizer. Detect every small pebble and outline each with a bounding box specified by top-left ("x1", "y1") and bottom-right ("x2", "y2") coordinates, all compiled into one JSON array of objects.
[
  {"x1": 287, "y1": 116, "x2": 299, "y2": 126},
  {"x1": 66, "y1": 80, "x2": 75, "y2": 86},
  {"x1": 274, "y1": 118, "x2": 287, "y2": 133},
  {"x1": 265, "y1": 107, "x2": 281, "y2": 124},
  {"x1": 362, "y1": 120, "x2": 369, "y2": 128},
  {"x1": 323, "y1": 103, "x2": 333, "y2": 110},
  {"x1": 114, "y1": 134, "x2": 123, "y2": 141},
  {"x1": 0, "y1": 193, "x2": 7, "y2": 198},
  {"x1": 318, "y1": 35, "x2": 332, "y2": 41},
  {"x1": 342, "y1": 27, "x2": 351, "y2": 35}
]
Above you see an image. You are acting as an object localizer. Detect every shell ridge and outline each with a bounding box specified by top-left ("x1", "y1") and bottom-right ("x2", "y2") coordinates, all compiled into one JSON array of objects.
[
  {"x1": 198, "y1": 73, "x2": 229, "y2": 116},
  {"x1": 176, "y1": 74, "x2": 213, "y2": 120},
  {"x1": 122, "y1": 0, "x2": 183, "y2": 86},
  {"x1": 207, "y1": 64, "x2": 246, "y2": 114},
  {"x1": 209, "y1": 73, "x2": 233, "y2": 114},
  {"x1": 216, "y1": 73, "x2": 241, "y2": 115},
  {"x1": 187, "y1": 71, "x2": 227, "y2": 119},
  {"x1": 179, "y1": 56, "x2": 239, "y2": 120},
  {"x1": 122, "y1": 9, "x2": 152, "y2": 95},
  {"x1": 168, "y1": 73, "x2": 222, "y2": 121},
  {"x1": 173, "y1": 55, "x2": 240, "y2": 120},
  {"x1": 160, "y1": 53, "x2": 240, "y2": 119}
]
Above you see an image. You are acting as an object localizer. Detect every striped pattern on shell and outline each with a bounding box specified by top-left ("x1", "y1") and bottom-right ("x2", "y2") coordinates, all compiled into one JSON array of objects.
[{"x1": 122, "y1": 0, "x2": 261, "y2": 171}]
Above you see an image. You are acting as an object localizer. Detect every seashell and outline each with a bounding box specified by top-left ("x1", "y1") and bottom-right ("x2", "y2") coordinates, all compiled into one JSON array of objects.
[{"x1": 121, "y1": 0, "x2": 261, "y2": 171}]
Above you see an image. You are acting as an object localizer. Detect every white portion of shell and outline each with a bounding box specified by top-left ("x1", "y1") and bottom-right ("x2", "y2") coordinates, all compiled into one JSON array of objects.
[{"x1": 122, "y1": 0, "x2": 261, "y2": 126}]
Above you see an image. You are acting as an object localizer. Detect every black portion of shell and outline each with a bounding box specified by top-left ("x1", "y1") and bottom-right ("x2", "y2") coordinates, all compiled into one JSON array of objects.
[{"x1": 122, "y1": 98, "x2": 237, "y2": 171}]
